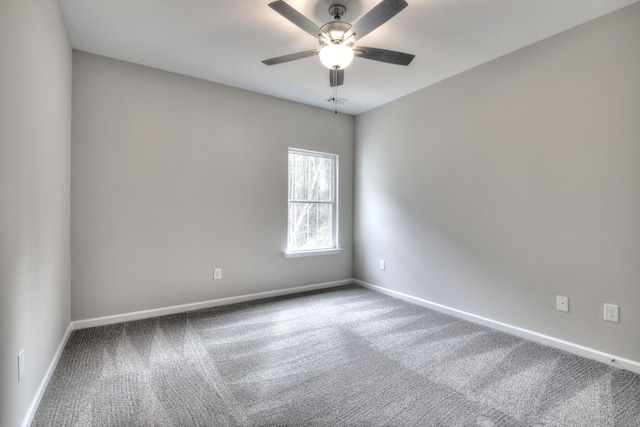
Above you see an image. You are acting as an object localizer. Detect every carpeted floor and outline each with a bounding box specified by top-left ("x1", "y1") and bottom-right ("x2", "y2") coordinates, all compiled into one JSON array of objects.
[{"x1": 33, "y1": 285, "x2": 640, "y2": 426}]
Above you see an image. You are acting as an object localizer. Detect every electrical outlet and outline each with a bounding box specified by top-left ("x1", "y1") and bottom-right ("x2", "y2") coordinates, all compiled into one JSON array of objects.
[
  {"x1": 18, "y1": 350, "x2": 24, "y2": 381},
  {"x1": 379, "y1": 260, "x2": 385, "y2": 270},
  {"x1": 213, "y1": 268, "x2": 222, "y2": 280},
  {"x1": 604, "y1": 303, "x2": 619, "y2": 322},
  {"x1": 556, "y1": 296, "x2": 569, "y2": 312}
]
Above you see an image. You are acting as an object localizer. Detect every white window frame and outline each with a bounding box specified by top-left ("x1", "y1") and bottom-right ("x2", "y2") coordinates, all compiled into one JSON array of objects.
[{"x1": 284, "y1": 148, "x2": 341, "y2": 258}]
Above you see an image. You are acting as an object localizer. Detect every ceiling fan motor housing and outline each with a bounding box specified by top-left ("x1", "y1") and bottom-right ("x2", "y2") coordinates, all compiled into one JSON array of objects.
[
  {"x1": 321, "y1": 21, "x2": 353, "y2": 46},
  {"x1": 319, "y1": 4, "x2": 353, "y2": 46}
]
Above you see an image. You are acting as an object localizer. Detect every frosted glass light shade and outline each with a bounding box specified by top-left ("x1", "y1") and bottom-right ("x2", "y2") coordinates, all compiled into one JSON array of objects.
[{"x1": 319, "y1": 44, "x2": 354, "y2": 70}]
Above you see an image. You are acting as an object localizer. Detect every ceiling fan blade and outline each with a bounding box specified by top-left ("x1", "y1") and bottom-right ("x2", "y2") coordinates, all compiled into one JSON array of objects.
[
  {"x1": 354, "y1": 46, "x2": 415, "y2": 66},
  {"x1": 268, "y1": 1, "x2": 329, "y2": 40},
  {"x1": 262, "y1": 49, "x2": 320, "y2": 66},
  {"x1": 330, "y1": 69, "x2": 344, "y2": 87},
  {"x1": 345, "y1": 0, "x2": 408, "y2": 41}
]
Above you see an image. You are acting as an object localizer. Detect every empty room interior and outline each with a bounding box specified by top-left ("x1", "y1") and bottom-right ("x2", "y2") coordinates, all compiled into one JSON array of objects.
[{"x1": 2, "y1": 0, "x2": 639, "y2": 426}]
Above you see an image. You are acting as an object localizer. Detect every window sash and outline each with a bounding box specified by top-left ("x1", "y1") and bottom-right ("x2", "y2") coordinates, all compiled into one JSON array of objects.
[
  {"x1": 287, "y1": 201, "x2": 334, "y2": 250},
  {"x1": 288, "y1": 199, "x2": 333, "y2": 204},
  {"x1": 287, "y1": 148, "x2": 338, "y2": 252}
]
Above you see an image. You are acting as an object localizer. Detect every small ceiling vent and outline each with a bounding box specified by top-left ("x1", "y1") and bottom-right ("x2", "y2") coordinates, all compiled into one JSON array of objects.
[{"x1": 326, "y1": 97, "x2": 349, "y2": 105}]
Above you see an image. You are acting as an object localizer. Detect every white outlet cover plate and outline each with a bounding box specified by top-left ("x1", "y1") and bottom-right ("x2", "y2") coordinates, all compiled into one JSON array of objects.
[
  {"x1": 604, "y1": 303, "x2": 619, "y2": 322},
  {"x1": 556, "y1": 296, "x2": 569, "y2": 312}
]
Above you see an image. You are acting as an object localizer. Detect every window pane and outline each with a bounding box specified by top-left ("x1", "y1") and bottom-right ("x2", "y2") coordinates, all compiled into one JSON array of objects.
[
  {"x1": 288, "y1": 152, "x2": 332, "y2": 202},
  {"x1": 288, "y1": 202, "x2": 333, "y2": 250}
]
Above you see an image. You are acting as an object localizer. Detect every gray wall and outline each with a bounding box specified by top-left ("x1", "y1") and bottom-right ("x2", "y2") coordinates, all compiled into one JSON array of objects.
[
  {"x1": 71, "y1": 52, "x2": 354, "y2": 321},
  {"x1": 354, "y1": 3, "x2": 640, "y2": 361},
  {"x1": 0, "y1": 1, "x2": 72, "y2": 426}
]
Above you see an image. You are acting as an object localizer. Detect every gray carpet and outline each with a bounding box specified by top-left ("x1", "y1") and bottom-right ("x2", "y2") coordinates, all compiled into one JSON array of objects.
[{"x1": 33, "y1": 285, "x2": 640, "y2": 426}]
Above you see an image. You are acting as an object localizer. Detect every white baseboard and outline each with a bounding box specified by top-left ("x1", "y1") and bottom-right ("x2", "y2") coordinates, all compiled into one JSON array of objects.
[
  {"x1": 21, "y1": 323, "x2": 73, "y2": 427},
  {"x1": 72, "y1": 279, "x2": 352, "y2": 330},
  {"x1": 354, "y1": 279, "x2": 640, "y2": 375},
  {"x1": 25, "y1": 277, "x2": 638, "y2": 427},
  {"x1": 23, "y1": 280, "x2": 350, "y2": 425}
]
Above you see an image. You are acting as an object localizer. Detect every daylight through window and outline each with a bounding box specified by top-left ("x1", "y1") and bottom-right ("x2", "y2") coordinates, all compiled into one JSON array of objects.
[{"x1": 287, "y1": 148, "x2": 338, "y2": 253}]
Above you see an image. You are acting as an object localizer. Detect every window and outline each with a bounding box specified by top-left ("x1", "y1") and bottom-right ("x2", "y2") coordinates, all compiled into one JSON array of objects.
[{"x1": 286, "y1": 148, "x2": 339, "y2": 256}]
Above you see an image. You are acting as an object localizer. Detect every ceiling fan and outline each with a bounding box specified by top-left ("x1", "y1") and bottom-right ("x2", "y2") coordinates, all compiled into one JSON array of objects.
[{"x1": 262, "y1": 0, "x2": 415, "y2": 88}]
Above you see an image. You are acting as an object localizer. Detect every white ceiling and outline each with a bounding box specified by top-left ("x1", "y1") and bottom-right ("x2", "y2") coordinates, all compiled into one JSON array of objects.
[{"x1": 58, "y1": 0, "x2": 638, "y2": 115}]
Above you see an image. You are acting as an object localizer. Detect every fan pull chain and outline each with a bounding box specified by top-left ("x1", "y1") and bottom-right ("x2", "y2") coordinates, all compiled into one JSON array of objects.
[{"x1": 333, "y1": 86, "x2": 338, "y2": 114}]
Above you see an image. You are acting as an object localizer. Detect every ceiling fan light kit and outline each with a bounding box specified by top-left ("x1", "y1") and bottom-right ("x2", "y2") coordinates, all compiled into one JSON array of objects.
[
  {"x1": 318, "y1": 6, "x2": 355, "y2": 70},
  {"x1": 263, "y1": 0, "x2": 415, "y2": 88},
  {"x1": 319, "y1": 44, "x2": 354, "y2": 70}
]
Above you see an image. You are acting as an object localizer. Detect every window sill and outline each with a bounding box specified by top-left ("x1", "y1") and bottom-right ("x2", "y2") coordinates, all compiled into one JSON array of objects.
[{"x1": 283, "y1": 248, "x2": 343, "y2": 259}]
